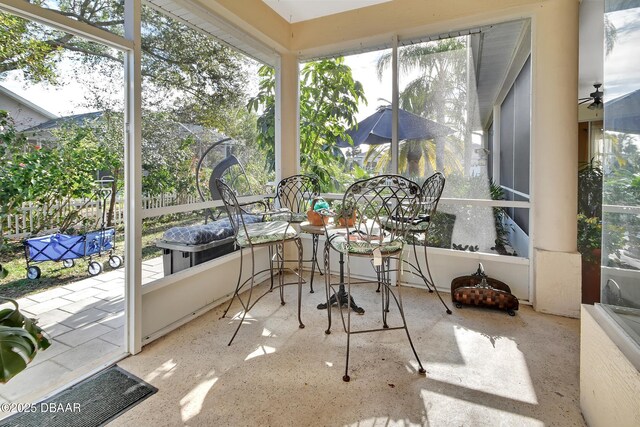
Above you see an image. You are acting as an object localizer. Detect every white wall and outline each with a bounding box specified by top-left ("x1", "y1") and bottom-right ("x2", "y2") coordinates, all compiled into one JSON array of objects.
[
  {"x1": 580, "y1": 304, "x2": 640, "y2": 427},
  {"x1": 0, "y1": 91, "x2": 52, "y2": 130},
  {"x1": 141, "y1": 247, "x2": 271, "y2": 342},
  {"x1": 299, "y1": 235, "x2": 530, "y2": 302}
]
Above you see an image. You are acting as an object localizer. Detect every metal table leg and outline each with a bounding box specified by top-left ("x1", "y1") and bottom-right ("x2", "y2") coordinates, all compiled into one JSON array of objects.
[{"x1": 316, "y1": 253, "x2": 364, "y2": 314}]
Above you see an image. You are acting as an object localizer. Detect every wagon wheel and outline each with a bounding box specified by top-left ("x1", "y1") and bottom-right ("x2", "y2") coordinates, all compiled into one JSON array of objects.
[
  {"x1": 88, "y1": 261, "x2": 102, "y2": 276},
  {"x1": 27, "y1": 266, "x2": 41, "y2": 280},
  {"x1": 63, "y1": 259, "x2": 75, "y2": 268},
  {"x1": 109, "y1": 255, "x2": 123, "y2": 269}
]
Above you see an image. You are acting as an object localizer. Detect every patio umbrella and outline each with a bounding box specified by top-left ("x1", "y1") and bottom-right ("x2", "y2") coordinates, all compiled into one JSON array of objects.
[
  {"x1": 337, "y1": 106, "x2": 454, "y2": 148},
  {"x1": 605, "y1": 88, "x2": 640, "y2": 134}
]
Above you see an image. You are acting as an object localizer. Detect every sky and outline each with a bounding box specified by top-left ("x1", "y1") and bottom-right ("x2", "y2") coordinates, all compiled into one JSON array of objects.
[
  {"x1": 343, "y1": 49, "x2": 392, "y2": 121},
  {"x1": 1, "y1": 47, "x2": 390, "y2": 122},
  {"x1": 1, "y1": 56, "x2": 123, "y2": 117},
  {"x1": 605, "y1": 7, "x2": 640, "y2": 101}
]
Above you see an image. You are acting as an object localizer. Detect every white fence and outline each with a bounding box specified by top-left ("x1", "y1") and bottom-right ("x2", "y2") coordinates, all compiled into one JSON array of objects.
[{"x1": 1, "y1": 193, "x2": 199, "y2": 240}]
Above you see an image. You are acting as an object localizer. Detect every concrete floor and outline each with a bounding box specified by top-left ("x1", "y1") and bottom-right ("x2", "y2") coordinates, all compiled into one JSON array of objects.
[{"x1": 114, "y1": 273, "x2": 585, "y2": 427}]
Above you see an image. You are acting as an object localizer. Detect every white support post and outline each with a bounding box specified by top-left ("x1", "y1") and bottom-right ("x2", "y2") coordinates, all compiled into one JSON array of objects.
[
  {"x1": 124, "y1": 0, "x2": 143, "y2": 354},
  {"x1": 275, "y1": 56, "x2": 283, "y2": 184},
  {"x1": 275, "y1": 53, "x2": 300, "y2": 182},
  {"x1": 492, "y1": 105, "x2": 501, "y2": 184}
]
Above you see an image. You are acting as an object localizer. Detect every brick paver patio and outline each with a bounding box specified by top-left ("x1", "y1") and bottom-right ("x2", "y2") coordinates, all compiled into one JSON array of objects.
[{"x1": 0, "y1": 256, "x2": 164, "y2": 405}]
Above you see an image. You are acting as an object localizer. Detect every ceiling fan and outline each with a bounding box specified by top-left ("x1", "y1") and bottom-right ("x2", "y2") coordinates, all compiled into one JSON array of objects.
[{"x1": 579, "y1": 83, "x2": 604, "y2": 110}]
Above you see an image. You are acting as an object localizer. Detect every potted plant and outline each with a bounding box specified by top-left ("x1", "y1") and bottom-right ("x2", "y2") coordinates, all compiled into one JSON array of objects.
[
  {"x1": 0, "y1": 297, "x2": 50, "y2": 383},
  {"x1": 577, "y1": 214, "x2": 602, "y2": 263},
  {"x1": 577, "y1": 160, "x2": 603, "y2": 304},
  {"x1": 331, "y1": 199, "x2": 356, "y2": 227},
  {"x1": 307, "y1": 197, "x2": 330, "y2": 226}
]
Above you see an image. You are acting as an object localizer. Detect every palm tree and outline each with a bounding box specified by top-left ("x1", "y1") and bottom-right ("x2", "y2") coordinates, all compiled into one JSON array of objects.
[
  {"x1": 373, "y1": 37, "x2": 470, "y2": 175},
  {"x1": 364, "y1": 135, "x2": 463, "y2": 179}
]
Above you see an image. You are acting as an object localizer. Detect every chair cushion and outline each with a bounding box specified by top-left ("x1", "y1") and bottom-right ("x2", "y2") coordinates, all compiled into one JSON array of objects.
[
  {"x1": 237, "y1": 221, "x2": 298, "y2": 247},
  {"x1": 163, "y1": 215, "x2": 261, "y2": 245},
  {"x1": 326, "y1": 229, "x2": 403, "y2": 256}
]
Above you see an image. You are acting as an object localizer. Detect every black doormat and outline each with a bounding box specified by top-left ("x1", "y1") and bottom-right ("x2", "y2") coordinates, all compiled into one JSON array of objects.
[{"x1": 0, "y1": 365, "x2": 157, "y2": 427}]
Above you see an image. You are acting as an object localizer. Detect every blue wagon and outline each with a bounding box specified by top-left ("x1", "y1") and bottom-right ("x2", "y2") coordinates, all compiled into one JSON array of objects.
[{"x1": 22, "y1": 178, "x2": 123, "y2": 279}]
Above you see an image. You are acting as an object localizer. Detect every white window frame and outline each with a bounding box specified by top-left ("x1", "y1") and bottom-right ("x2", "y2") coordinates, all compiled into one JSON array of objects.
[{"x1": 0, "y1": 0, "x2": 143, "y2": 353}]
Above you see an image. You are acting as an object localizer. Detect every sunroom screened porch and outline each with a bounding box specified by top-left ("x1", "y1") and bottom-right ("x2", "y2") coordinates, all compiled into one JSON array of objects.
[{"x1": 1, "y1": 0, "x2": 638, "y2": 425}]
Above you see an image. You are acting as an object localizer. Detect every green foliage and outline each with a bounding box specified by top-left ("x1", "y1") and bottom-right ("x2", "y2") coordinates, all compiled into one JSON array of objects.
[
  {"x1": 248, "y1": 59, "x2": 367, "y2": 192},
  {"x1": 141, "y1": 7, "x2": 247, "y2": 129},
  {"x1": 374, "y1": 38, "x2": 468, "y2": 173},
  {"x1": 601, "y1": 132, "x2": 640, "y2": 268},
  {"x1": 576, "y1": 160, "x2": 604, "y2": 265},
  {"x1": 139, "y1": 111, "x2": 198, "y2": 198},
  {"x1": 578, "y1": 159, "x2": 603, "y2": 218},
  {"x1": 604, "y1": 168, "x2": 640, "y2": 206},
  {"x1": 247, "y1": 65, "x2": 276, "y2": 172},
  {"x1": 577, "y1": 213, "x2": 602, "y2": 263},
  {"x1": 330, "y1": 199, "x2": 356, "y2": 218},
  {"x1": 489, "y1": 179, "x2": 513, "y2": 251},
  {"x1": 0, "y1": 10, "x2": 61, "y2": 83},
  {"x1": 0, "y1": 298, "x2": 50, "y2": 383},
  {"x1": 0, "y1": 110, "x2": 117, "y2": 234},
  {"x1": 425, "y1": 212, "x2": 456, "y2": 249},
  {"x1": 1, "y1": 2, "x2": 246, "y2": 130}
]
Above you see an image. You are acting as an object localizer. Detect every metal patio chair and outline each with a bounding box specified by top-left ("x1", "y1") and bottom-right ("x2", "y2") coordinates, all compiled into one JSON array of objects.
[
  {"x1": 273, "y1": 174, "x2": 322, "y2": 292},
  {"x1": 320, "y1": 174, "x2": 426, "y2": 381},
  {"x1": 216, "y1": 179, "x2": 304, "y2": 346},
  {"x1": 273, "y1": 174, "x2": 320, "y2": 222},
  {"x1": 397, "y1": 172, "x2": 452, "y2": 314}
]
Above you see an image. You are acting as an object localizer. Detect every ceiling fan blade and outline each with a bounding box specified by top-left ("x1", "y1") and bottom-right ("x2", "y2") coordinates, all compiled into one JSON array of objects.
[{"x1": 578, "y1": 99, "x2": 591, "y2": 105}]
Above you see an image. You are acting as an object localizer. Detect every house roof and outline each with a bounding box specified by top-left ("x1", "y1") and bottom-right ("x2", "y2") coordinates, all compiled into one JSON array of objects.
[
  {"x1": 23, "y1": 110, "x2": 229, "y2": 143},
  {"x1": 23, "y1": 111, "x2": 103, "y2": 132},
  {"x1": 0, "y1": 85, "x2": 58, "y2": 120}
]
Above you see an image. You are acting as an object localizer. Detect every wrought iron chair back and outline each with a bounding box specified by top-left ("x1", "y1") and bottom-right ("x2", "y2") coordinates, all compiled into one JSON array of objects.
[
  {"x1": 275, "y1": 174, "x2": 320, "y2": 216},
  {"x1": 215, "y1": 179, "x2": 249, "y2": 244},
  {"x1": 420, "y1": 172, "x2": 446, "y2": 219},
  {"x1": 328, "y1": 175, "x2": 422, "y2": 254},
  {"x1": 405, "y1": 171, "x2": 452, "y2": 314}
]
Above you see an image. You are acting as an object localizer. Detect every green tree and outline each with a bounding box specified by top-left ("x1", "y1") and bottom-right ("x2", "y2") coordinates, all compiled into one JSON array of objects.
[
  {"x1": 0, "y1": 110, "x2": 118, "y2": 235},
  {"x1": 373, "y1": 38, "x2": 468, "y2": 177},
  {"x1": 0, "y1": 10, "x2": 60, "y2": 83},
  {"x1": 248, "y1": 58, "x2": 367, "y2": 191},
  {"x1": 2, "y1": 2, "x2": 272, "y2": 228},
  {"x1": 0, "y1": 2, "x2": 247, "y2": 129}
]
